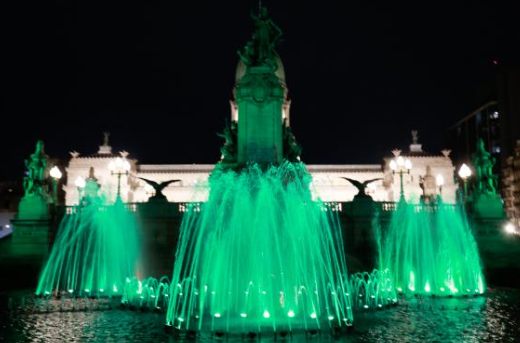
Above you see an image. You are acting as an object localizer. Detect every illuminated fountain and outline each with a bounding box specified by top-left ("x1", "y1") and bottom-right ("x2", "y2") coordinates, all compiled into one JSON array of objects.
[
  {"x1": 380, "y1": 198, "x2": 485, "y2": 297},
  {"x1": 122, "y1": 276, "x2": 171, "y2": 311},
  {"x1": 36, "y1": 168, "x2": 140, "y2": 298},
  {"x1": 165, "y1": 7, "x2": 353, "y2": 336},
  {"x1": 348, "y1": 269, "x2": 397, "y2": 310}
]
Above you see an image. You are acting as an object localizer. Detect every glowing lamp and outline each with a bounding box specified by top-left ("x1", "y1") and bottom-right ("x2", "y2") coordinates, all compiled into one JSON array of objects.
[
  {"x1": 436, "y1": 174, "x2": 445, "y2": 187},
  {"x1": 389, "y1": 160, "x2": 397, "y2": 171},
  {"x1": 75, "y1": 176, "x2": 86, "y2": 188},
  {"x1": 504, "y1": 223, "x2": 517, "y2": 235},
  {"x1": 108, "y1": 156, "x2": 131, "y2": 199},
  {"x1": 49, "y1": 166, "x2": 62, "y2": 180},
  {"x1": 108, "y1": 157, "x2": 131, "y2": 173},
  {"x1": 458, "y1": 163, "x2": 472, "y2": 180},
  {"x1": 404, "y1": 158, "x2": 412, "y2": 170}
]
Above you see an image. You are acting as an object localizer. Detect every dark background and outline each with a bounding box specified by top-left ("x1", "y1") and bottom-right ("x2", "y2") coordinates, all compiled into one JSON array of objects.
[{"x1": 2, "y1": 1, "x2": 519, "y2": 180}]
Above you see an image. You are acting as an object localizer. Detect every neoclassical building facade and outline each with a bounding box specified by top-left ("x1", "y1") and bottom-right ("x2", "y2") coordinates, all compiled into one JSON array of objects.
[{"x1": 63, "y1": 136, "x2": 458, "y2": 206}]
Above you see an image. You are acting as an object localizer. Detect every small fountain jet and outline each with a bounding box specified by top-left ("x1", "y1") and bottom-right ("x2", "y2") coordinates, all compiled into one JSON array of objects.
[
  {"x1": 341, "y1": 177, "x2": 382, "y2": 200},
  {"x1": 138, "y1": 177, "x2": 181, "y2": 202}
]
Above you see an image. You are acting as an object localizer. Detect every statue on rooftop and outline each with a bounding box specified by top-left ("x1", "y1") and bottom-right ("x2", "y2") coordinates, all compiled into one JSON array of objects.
[
  {"x1": 103, "y1": 132, "x2": 110, "y2": 146},
  {"x1": 23, "y1": 140, "x2": 49, "y2": 197},
  {"x1": 238, "y1": 6, "x2": 282, "y2": 69},
  {"x1": 411, "y1": 130, "x2": 419, "y2": 144}
]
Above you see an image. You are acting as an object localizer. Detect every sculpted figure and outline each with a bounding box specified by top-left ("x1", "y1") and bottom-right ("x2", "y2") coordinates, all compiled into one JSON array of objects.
[
  {"x1": 218, "y1": 121, "x2": 238, "y2": 164},
  {"x1": 238, "y1": 6, "x2": 282, "y2": 68},
  {"x1": 472, "y1": 139, "x2": 497, "y2": 195},
  {"x1": 138, "y1": 177, "x2": 181, "y2": 201},
  {"x1": 23, "y1": 140, "x2": 48, "y2": 196}
]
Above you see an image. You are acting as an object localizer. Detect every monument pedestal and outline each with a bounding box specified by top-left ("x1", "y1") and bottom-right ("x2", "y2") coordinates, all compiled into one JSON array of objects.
[
  {"x1": 17, "y1": 194, "x2": 50, "y2": 221},
  {"x1": 472, "y1": 193, "x2": 506, "y2": 221},
  {"x1": 137, "y1": 201, "x2": 184, "y2": 277},
  {"x1": 10, "y1": 218, "x2": 52, "y2": 257},
  {"x1": 11, "y1": 194, "x2": 51, "y2": 258},
  {"x1": 341, "y1": 198, "x2": 379, "y2": 272}
]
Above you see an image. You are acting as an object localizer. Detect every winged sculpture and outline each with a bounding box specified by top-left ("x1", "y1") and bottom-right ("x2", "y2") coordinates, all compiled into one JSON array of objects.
[
  {"x1": 138, "y1": 177, "x2": 181, "y2": 201},
  {"x1": 341, "y1": 177, "x2": 382, "y2": 199}
]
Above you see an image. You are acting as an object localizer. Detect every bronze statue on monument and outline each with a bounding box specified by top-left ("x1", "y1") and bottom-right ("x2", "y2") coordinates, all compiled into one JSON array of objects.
[
  {"x1": 138, "y1": 177, "x2": 181, "y2": 202},
  {"x1": 472, "y1": 139, "x2": 498, "y2": 195},
  {"x1": 471, "y1": 138, "x2": 505, "y2": 219},
  {"x1": 238, "y1": 6, "x2": 282, "y2": 69},
  {"x1": 23, "y1": 140, "x2": 49, "y2": 196}
]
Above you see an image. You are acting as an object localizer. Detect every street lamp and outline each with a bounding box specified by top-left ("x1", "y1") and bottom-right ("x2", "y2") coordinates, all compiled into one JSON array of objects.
[
  {"x1": 504, "y1": 222, "x2": 517, "y2": 235},
  {"x1": 389, "y1": 156, "x2": 412, "y2": 201},
  {"x1": 436, "y1": 174, "x2": 445, "y2": 196},
  {"x1": 75, "y1": 176, "x2": 86, "y2": 204},
  {"x1": 458, "y1": 163, "x2": 472, "y2": 200},
  {"x1": 108, "y1": 157, "x2": 131, "y2": 199},
  {"x1": 49, "y1": 166, "x2": 62, "y2": 204}
]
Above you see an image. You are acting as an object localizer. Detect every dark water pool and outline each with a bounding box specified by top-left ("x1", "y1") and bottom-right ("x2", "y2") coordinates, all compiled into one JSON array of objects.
[{"x1": 1, "y1": 288, "x2": 519, "y2": 342}]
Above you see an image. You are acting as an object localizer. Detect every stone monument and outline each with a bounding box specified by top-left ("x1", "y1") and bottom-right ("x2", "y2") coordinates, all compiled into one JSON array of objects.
[
  {"x1": 11, "y1": 140, "x2": 53, "y2": 257},
  {"x1": 17, "y1": 140, "x2": 50, "y2": 220},
  {"x1": 234, "y1": 6, "x2": 286, "y2": 165}
]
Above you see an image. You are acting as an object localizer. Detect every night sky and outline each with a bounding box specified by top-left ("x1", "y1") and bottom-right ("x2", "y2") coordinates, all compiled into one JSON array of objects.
[{"x1": 2, "y1": 1, "x2": 519, "y2": 180}]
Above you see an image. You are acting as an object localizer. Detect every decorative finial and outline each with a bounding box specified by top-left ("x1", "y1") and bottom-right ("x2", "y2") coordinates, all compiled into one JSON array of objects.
[
  {"x1": 119, "y1": 150, "x2": 129, "y2": 158},
  {"x1": 392, "y1": 149, "x2": 401, "y2": 157},
  {"x1": 70, "y1": 151, "x2": 80, "y2": 159},
  {"x1": 441, "y1": 149, "x2": 451, "y2": 158}
]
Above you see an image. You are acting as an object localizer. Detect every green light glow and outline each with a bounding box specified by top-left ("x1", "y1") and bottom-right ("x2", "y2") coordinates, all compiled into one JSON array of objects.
[
  {"x1": 122, "y1": 276, "x2": 170, "y2": 310},
  {"x1": 36, "y1": 197, "x2": 140, "y2": 298},
  {"x1": 165, "y1": 162, "x2": 353, "y2": 334},
  {"x1": 348, "y1": 269, "x2": 397, "y2": 309},
  {"x1": 380, "y1": 199, "x2": 485, "y2": 297}
]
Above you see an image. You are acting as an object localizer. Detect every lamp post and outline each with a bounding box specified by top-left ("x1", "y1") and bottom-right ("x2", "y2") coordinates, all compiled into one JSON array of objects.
[
  {"x1": 458, "y1": 163, "x2": 472, "y2": 201},
  {"x1": 75, "y1": 176, "x2": 86, "y2": 204},
  {"x1": 389, "y1": 156, "x2": 412, "y2": 201},
  {"x1": 49, "y1": 166, "x2": 62, "y2": 204},
  {"x1": 436, "y1": 174, "x2": 445, "y2": 196},
  {"x1": 108, "y1": 157, "x2": 131, "y2": 200}
]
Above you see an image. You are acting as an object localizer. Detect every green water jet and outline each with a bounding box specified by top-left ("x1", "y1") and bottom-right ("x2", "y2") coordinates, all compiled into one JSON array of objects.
[
  {"x1": 380, "y1": 199, "x2": 485, "y2": 297},
  {"x1": 166, "y1": 162, "x2": 353, "y2": 334},
  {"x1": 36, "y1": 197, "x2": 140, "y2": 298}
]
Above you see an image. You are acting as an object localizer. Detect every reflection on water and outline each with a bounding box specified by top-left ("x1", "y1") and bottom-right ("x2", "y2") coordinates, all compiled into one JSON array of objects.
[{"x1": 1, "y1": 289, "x2": 519, "y2": 342}]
